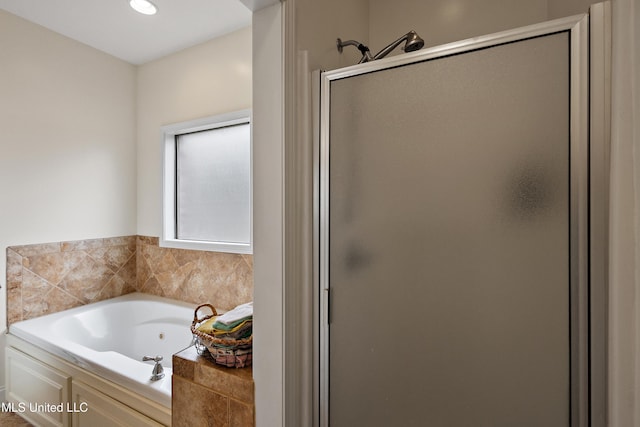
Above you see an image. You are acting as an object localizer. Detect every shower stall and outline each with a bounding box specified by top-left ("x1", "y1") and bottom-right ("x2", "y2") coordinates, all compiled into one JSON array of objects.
[{"x1": 317, "y1": 5, "x2": 609, "y2": 427}]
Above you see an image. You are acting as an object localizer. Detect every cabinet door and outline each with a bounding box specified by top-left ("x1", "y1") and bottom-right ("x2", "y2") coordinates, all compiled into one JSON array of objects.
[
  {"x1": 71, "y1": 380, "x2": 165, "y2": 427},
  {"x1": 6, "y1": 347, "x2": 71, "y2": 427}
]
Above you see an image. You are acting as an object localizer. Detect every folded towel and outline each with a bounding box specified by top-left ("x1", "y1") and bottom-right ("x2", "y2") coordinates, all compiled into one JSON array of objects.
[
  {"x1": 196, "y1": 316, "x2": 219, "y2": 334},
  {"x1": 211, "y1": 320, "x2": 252, "y2": 339},
  {"x1": 215, "y1": 302, "x2": 253, "y2": 326},
  {"x1": 197, "y1": 315, "x2": 252, "y2": 340}
]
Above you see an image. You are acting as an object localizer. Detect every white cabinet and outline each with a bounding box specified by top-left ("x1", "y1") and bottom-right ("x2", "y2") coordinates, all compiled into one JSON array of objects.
[
  {"x1": 71, "y1": 381, "x2": 163, "y2": 427},
  {"x1": 5, "y1": 339, "x2": 171, "y2": 426},
  {"x1": 6, "y1": 346, "x2": 72, "y2": 427}
]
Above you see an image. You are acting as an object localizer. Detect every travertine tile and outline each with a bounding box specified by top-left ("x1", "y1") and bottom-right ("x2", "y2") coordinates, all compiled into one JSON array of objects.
[
  {"x1": 136, "y1": 249, "x2": 153, "y2": 291},
  {"x1": 172, "y1": 354, "x2": 195, "y2": 381},
  {"x1": 141, "y1": 243, "x2": 178, "y2": 275},
  {"x1": 137, "y1": 235, "x2": 158, "y2": 245},
  {"x1": 140, "y1": 277, "x2": 165, "y2": 296},
  {"x1": 21, "y1": 269, "x2": 53, "y2": 299},
  {"x1": 23, "y1": 251, "x2": 77, "y2": 285},
  {"x1": 11, "y1": 242, "x2": 61, "y2": 257},
  {"x1": 173, "y1": 376, "x2": 229, "y2": 427},
  {"x1": 117, "y1": 254, "x2": 137, "y2": 287},
  {"x1": 61, "y1": 238, "x2": 105, "y2": 252},
  {"x1": 7, "y1": 235, "x2": 253, "y2": 327},
  {"x1": 98, "y1": 274, "x2": 135, "y2": 301},
  {"x1": 88, "y1": 245, "x2": 135, "y2": 273},
  {"x1": 7, "y1": 287, "x2": 22, "y2": 324},
  {"x1": 103, "y1": 235, "x2": 136, "y2": 249},
  {"x1": 230, "y1": 398, "x2": 254, "y2": 427},
  {"x1": 155, "y1": 262, "x2": 196, "y2": 297},
  {"x1": 171, "y1": 248, "x2": 202, "y2": 267},
  {"x1": 6, "y1": 249, "x2": 22, "y2": 290},
  {"x1": 173, "y1": 347, "x2": 254, "y2": 427},
  {"x1": 58, "y1": 254, "x2": 114, "y2": 303},
  {"x1": 46, "y1": 287, "x2": 83, "y2": 313},
  {"x1": 241, "y1": 255, "x2": 253, "y2": 270},
  {"x1": 194, "y1": 363, "x2": 254, "y2": 404}
]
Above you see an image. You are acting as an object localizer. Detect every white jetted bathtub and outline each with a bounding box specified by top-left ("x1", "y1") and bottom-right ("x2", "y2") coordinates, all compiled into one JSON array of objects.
[{"x1": 6, "y1": 293, "x2": 197, "y2": 426}]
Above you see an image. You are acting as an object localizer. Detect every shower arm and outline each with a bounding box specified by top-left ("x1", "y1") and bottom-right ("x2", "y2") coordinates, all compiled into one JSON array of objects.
[
  {"x1": 336, "y1": 38, "x2": 373, "y2": 63},
  {"x1": 372, "y1": 33, "x2": 413, "y2": 60},
  {"x1": 337, "y1": 31, "x2": 424, "y2": 64}
]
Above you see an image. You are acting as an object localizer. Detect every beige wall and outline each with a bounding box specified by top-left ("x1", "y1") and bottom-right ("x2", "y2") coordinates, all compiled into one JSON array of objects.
[
  {"x1": 369, "y1": 0, "x2": 547, "y2": 53},
  {"x1": 368, "y1": 0, "x2": 593, "y2": 58},
  {"x1": 295, "y1": 0, "x2": 594, "y2": 73},
  {"x1": 295, "y1": 0, "x2": 369, "y2": 70},
  {"x1": 0, "y1": 11, "x2": 137, "y2": 326},
  {"x1": 136, "y1": 26, "x2": 252, "y2": 238},
  {"x1": 0, "y1": 9, "x2": 137, "y2": 396}
]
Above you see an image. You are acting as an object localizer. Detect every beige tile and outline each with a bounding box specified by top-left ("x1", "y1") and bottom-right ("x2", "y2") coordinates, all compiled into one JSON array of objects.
[
  {"x1": 88, "y1": 245, "x2": 135, "y2": 273},
  {"x1": 10, "y1": 242, "x2": 61, "y2": 257},
  {"x1": 98, "y1": 275, "x2": 135, "y2": 301},
  {"x1": 137, "y1": 235, "x2": 159, "y2": 245},
  {"x1": 194, "y1": 363, "x2": 254, "y2": 405},
  {"x1": 46, "y1": 287, "x2": 84, "y2": 313},
  {"x1": 21, "y1": 269, "x2": 54, "y2": 307},
  {"x1": 172, "y1": 248, "x2": 202, "y2": 267},
  {"x1": 140, "y1": 277, "x2": 165, "y2": 297},
  {"x1": 173, "y1": 376, "x2": 229, "y2": 427},
  {"x1": 58, "y1": 254, "x2": 115, "y2": 303},
  {"x1": 229, "y1": 398, "x2": 255, "y2": 427},
  {"x1": 61, "y1": 238, "x2": 105, "y2": 252},
  {"x1": 103, "y1": 235, "x2": 136, "y2": 248},
  {"x1": 117, "y1": 254, "x2": 137, "y2": 289},
  {"x1": 136, "y1": 249, "x2": 153, "y2": 291},
  {"x1": 155, "y1": 262, "x2": 196, "y2": 298},
  {"x1": 7, "y1": 287, "x2": 22, "y2": 325},
  {"x1": 6, "y1": 249, "x2": 23, "y2": 290},
  {"x1": 172, "y1": 354, "x2": 195, "y2": 381},
  {"x1": 23, "y1": 251, "x2": 77, "y2": 285}
]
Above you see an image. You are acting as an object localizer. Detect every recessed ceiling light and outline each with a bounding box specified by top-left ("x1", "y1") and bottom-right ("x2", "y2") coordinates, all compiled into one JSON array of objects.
[{"x1": 130, "y1": 0, "x2": 158, "y2": 15}]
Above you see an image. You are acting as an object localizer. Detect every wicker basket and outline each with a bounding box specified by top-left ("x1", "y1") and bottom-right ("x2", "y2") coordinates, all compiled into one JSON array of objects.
[{"x1": 191, "y1": 303, "x2": 253, "y2": 368}]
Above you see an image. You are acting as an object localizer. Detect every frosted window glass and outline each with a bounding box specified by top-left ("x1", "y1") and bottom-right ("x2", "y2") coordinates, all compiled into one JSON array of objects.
[{"x1": 176, "y1": 123, "x2": 250, "y2": 244}]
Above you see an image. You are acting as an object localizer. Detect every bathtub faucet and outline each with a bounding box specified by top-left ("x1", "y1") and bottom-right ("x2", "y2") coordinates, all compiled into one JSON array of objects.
[{"x1": 142, "y1": 355, "x2": 165, "y2": 381}]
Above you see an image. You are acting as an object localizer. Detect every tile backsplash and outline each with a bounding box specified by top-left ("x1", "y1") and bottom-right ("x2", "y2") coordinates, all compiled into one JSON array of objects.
[
  {"x1": 136, "y1": 236, "x2": 253, "y2": 311},
  {"x1": 6, "y1": 236, "x2": 253, "y2": 325}
]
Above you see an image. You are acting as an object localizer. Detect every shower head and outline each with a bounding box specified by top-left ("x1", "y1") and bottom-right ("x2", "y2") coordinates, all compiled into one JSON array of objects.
[
  {"x1": 336, "y1": 30, "x2": 424, "y2": 64},
  {"x1": 404, "y1": 31, "x2": 426, "y2": 52},
  {"x1": 337, "y1": 31, "x2": 425, "y2": 64},
  {"x1": 372, "y1": 30, "x2": 425, "y2": 60}
]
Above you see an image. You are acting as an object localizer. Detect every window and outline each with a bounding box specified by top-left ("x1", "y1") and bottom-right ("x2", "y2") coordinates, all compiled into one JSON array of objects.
[{"x1": 161, "y1": 110, "x2": 252, "y2": 253}]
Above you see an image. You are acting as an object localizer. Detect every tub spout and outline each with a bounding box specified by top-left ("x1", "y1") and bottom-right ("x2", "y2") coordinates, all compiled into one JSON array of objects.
[{"x1": 142, "y1": 355, "x2": 165, "y2": 381}]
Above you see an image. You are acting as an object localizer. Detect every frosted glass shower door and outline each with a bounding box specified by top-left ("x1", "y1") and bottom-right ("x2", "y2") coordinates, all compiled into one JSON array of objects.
[{"x1": 320, "y1": 16, "x2": 589, "y2": 427}]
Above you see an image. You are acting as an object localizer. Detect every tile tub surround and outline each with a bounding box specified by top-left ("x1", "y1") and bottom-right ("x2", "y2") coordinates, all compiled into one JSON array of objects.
[
  {"x1": 137, "y1": 236, "x2": 253, "y2": 311},
  {"x1": 172, "y1": 346, "x2": 255, "y2": 427},
  {"x1": 7, "y1": 236, "x2": 137, "y2": 325},
  {"x1": 6, "y1": 236, "x2": 253, "y2": 325}
]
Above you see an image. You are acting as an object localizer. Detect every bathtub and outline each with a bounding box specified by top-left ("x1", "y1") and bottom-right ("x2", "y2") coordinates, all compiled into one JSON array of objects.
[{"x1": 8, "y1": 293, "x2": 196, "y2": 409}]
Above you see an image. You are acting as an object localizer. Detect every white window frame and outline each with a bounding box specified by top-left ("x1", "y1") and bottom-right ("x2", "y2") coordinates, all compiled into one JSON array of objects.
[{"x1": 161, "y1": 109, "x2": 252, "y2": 253}]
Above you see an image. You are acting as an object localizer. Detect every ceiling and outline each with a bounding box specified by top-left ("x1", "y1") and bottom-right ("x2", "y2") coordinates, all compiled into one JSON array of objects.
[{"x1": 0, "y1": 0, "x2": 253, "y2": 65}]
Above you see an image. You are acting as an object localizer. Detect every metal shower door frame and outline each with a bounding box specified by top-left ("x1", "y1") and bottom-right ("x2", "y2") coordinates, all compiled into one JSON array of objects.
[{"x1": 317, "y1": 13, "x2": 592, "y2": 427}]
